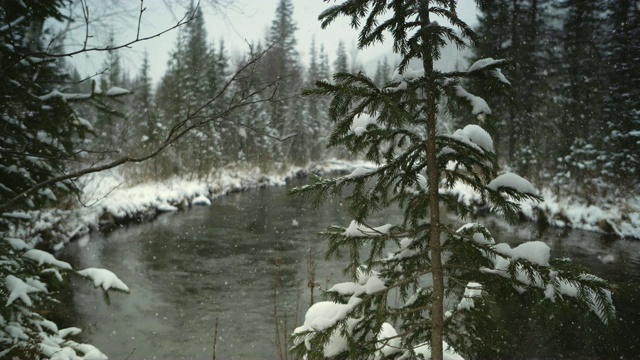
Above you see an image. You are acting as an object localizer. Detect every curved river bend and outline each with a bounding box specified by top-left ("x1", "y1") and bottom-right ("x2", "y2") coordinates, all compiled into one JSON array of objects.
[{"x1": 59, "y1": 184, "x2": 640, "y2": 359}]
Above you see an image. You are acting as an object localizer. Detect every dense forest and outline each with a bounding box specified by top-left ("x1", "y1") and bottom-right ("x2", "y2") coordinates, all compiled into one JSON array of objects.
[{"x1": 65, "y1": 0, "x2": 639, "y2": 199}]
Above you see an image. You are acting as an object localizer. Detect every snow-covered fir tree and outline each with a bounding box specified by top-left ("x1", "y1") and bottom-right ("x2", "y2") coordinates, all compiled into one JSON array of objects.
[
  {"x1": 0, "y1": 1, "x2": 131, "y2": 358},
  {"x1": 291, "y1": 1, "x2": 615, "y2": 359}
]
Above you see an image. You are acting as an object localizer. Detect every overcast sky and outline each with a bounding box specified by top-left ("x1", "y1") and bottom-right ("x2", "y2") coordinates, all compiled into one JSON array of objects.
[{"x1": 69, "y1": 0, "x2": 479, "y2": 86}]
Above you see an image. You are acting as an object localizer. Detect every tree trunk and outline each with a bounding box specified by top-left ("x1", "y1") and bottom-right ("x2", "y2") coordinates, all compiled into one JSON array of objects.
[{"x1": 419, "y1": 3, "x2": 444, "y2": 360}]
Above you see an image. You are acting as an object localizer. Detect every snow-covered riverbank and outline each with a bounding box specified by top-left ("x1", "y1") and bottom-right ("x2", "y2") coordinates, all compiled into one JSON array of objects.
[
  {"x1": 2, "y1": 161, "x2": 369, "y2": 250},
  {"x1": 450, "y1": 181, "x2": 640, "y2": 239},
  {"x1": 4, "y1": 160, "x2": 639, "y2": 252}
]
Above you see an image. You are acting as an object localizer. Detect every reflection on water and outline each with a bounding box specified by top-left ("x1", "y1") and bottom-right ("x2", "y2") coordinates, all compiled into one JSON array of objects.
[{"x1": 59, "y1": 185, "x2": 640, "y2": 360}]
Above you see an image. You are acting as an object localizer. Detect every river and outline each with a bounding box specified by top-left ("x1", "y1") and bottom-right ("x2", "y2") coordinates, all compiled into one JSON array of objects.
[{"x1": 58, "y1": 184, "x2": 640, "y2": 360}]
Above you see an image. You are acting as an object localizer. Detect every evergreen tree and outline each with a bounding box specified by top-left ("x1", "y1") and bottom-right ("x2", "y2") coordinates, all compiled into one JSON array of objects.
[
  {"x1": 94, "y1": 31, "x2": 129, "y2": 151},
  {"x1": 373, "y1": 56, "x2": 391, "y2": 87},
  {"x1": 601, "y1": 0, "x2": 640, "y2": 191},
  {"x1": 0, "y1": 1, "x2": 129, "y2": 357},
  {"x1": 334, "y1": 40, "x2": 349, "y2": 74},
  {"x1": 552, "y1": 0, "x2": 610, "y2": 190},
  {"x1": 206, "y1": 40, "x2": 232, "y2": 164},
  {"x1": 306, "y1": 37, "x2": 325, "y2": 161},
  {"x1": 130, "y1": 51, "x2": 162, "y2": 181},
  {"x1": 319, "y1": 44, "x2": 331, "y2": 81},
  {"x1": 291, "y1": 1, "x2": 614, "y2": 359},
  {"x1": 470, "y1": 0, "x2": 557, "y2": 181},
  {"x1": 131, "y1": 51, "x2": 157, "y2": 150},
  {"x1": 262, "y1": 0, "x2": 307, "y2": 165},
  {"x1": 155, "y1": 2, "x2": 218, "y2": 176}
]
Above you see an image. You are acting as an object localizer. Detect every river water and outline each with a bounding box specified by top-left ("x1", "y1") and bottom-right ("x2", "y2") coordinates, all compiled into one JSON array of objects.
[{"x1": 59, "y1": 184, "x2": 640, "y2": 360}]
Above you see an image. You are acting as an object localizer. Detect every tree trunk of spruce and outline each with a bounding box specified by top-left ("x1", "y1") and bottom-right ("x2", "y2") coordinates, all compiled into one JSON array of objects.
[{"x1": 420, "y1": 3, "x2": 445, "y2": 360}]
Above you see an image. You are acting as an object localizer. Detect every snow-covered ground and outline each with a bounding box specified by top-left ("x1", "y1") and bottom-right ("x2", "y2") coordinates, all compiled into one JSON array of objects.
[
  {"x1": 5, "y1": 160, "x2": 639, "y2": 252},
  {"x1": 448, "y1": 181, "x2": 640, "y2": 239},
  {"x1": 3, "y1": 160, "x2": 372, "y2": 250}
]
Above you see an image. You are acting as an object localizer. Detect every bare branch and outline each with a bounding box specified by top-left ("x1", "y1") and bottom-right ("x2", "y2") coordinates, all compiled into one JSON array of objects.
[
  {"x1": 0, "y1": 46, "x2": 284, "y2": 213},
  {"x1": 4, "y1": 1, "x2": 198, "y2": 72}
]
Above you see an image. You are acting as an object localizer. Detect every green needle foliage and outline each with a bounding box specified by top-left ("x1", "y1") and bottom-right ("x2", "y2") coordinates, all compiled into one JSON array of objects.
[{"x1": 290, "y1": 1, "x2": 615, "y2": 359}]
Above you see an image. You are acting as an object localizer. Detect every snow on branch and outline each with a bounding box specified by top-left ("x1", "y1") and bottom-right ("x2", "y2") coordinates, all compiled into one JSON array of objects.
[
  {"x1": 343, "y1": 220, "x2": 393, "y2": 237},
  {"x1": 468, "y1": 58, "x2": 511, "y2": 84},
  {"x1": 23, "y1": 249, "x2": 72, "y2": 270},
  {"x1": 349, "y1": 112, "x2": 379, "y2": 137},
  {"x1": 455, "y1": 85, "x2": 491, "y2": 118},
  {"x1": 467, "y1": 58, "x2": 507, "y2": 72},
  {"x1": 488, "y1": 172, "x2": 537, "y2": 195},
  {"x1": 77, "y1": 268, "x2": 130, "y2": 292},
  {"x1": 5, "y1": 275, "x2": 43, "y2": 306}
]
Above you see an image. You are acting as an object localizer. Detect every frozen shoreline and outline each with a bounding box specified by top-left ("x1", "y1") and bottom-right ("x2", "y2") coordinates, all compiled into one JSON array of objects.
[{"x1": 5, "y1": 160, "x2": 639, "y2": 252}]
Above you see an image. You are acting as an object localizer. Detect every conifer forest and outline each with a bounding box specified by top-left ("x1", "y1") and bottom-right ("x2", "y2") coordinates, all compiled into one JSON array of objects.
[{"x1": 0, "y1": 0, "x2": 639, "y2": 359}]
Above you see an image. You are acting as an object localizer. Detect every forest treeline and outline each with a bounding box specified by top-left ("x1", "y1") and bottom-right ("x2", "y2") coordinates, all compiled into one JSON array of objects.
[
  {"x1": 75, "y1": 0, "x2": 638, "y2": 198},
  {"x1": 73, "y1": 1, "x2": 359, "y2": 180},
  {"x1": 466, "y1": 0, "x2": 639, "y2": 198},
  {"x1": 3, "y1": 0, "x2": 636, "y2": 213}
]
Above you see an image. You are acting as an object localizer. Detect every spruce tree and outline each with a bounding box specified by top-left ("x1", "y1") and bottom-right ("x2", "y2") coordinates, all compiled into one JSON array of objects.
[
  {"x1": 602, "y1": 0, "x2": 640, "y2": 191},
  {"x1": 263, "y1": 0, "x2": 307, "y2": 165},
  {"x1": 552, "y1": 0, "x2": 610, "y2": 190},
  {"x1": 469, "y1": 0, "x2": 557, "y2": 181},
  {"x1": 334, "y1": 40, "x2": 349, "y2": 74},
  {"x1": 1, "y1": 1, "x2": 130, "y2": 357},
  {"x1": 291, "y1": 1, "x2": 614, "y2": 359}
]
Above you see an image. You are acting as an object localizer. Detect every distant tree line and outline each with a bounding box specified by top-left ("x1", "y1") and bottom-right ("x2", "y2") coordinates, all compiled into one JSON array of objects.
[
  {"x1": 465, "y1": 0, "x2": 639, "y2": 198},
  {"x1": 84, "y1": 0, "x2": 399, "y2": 181}
]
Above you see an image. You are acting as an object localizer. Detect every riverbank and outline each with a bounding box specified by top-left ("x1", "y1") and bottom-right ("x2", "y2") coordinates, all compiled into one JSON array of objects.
[
  {"x1": 4, "y1": 160, "x2": 639, "y2": 252},
  {"x1": 449, "y1": 181, "x2": 640, "y2": 239},
  {"x1": 3, "y1": 160, "x2": 370, "y2": 250}
]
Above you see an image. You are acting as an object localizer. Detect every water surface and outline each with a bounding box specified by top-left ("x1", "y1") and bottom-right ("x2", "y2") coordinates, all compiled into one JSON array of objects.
[{"x1": 59, "y1": 185, "x2": 640, "y2": 359}]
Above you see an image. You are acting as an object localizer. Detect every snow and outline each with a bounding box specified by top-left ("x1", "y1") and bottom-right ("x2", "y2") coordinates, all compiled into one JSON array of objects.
[
  {"x1": 457, "y1": 282, "x2": 483, "y2": 311},
  {"x1": 449, "y1": 124, "x2": 494, "y2": 153},
  {"x1": 23, "y1": 249, "x2": 72, "y2": 270},
  {"x1": 345, "y1": 166, "x2": 376, "y2": 179},
  {"x1": 328, "y1": 272, "x2": 386, "y2": 296},
  {"x1": 38, "y1": 89, "x2": 92, "y2": 101},
  {"x1": 349, "y1": 112, "x2": 378, "y2": 136},
  {"x1": 5, "y1": 275, "x2": 43, "y2": 306},
  {"x1": 488, "y1": 172, "x2": 537, "y2": 195},
  {"x1": 444, "y1": 183, "x2": 640, "y2": 239},
  {"x1": 77, "y1": 268, "x2": 130, "y2": 292},
  {"x1": 455, "y1": 85, "x2": 491, "y2": 116},
  {"x1": 376, "y1": 323, "x2": 401, "y2": 358},
  {"x1": 468, "y1": 58, "x2": 507, "y2": 73},
  {"x1": 156, "y1": 202, "x2": 178, "y2": 212},
  {"x1": 58, "y1": 327, "x2": 82, "y2": 338},
  {"x1": 191, "y1": 195, "x2": 211, "y2": 206},
  {"x1": 493, "y1": 241, "x2": 551, "y2": 266},
  {"x1": 293, "y1": 297, "x2": 362, "y2": 357},
  {"x1": 491, "y1": 68, "x2": 511, "y2": 84},
  {"x1": 105, "y1": 86, "x2": 131, "y2": 96},
  {"x1": 5, "y1": 237, "x2": 30, "y2": 250},
  {"x1": 343, "y1": 220, "x2": 393, "y2": 237},
  {"x1": 467, "y1": 58, "x2": 511, "y2": 84},
  {"x1": 398, "y1": 341, "x2": 466, "y2": 360}
]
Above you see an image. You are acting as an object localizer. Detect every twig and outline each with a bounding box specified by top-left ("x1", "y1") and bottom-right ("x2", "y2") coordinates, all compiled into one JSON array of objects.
[
  {"x1": 124, "y1": 348, "x2": 135, "y2": 360},
  {"x1": 213, "y1": 317, "x2": 219, "y2": 360}
]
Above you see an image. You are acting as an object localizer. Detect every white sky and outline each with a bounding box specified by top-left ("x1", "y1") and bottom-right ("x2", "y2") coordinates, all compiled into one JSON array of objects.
[{"x1": 69, "y1": 0, "x2": 479, "y2": 86}]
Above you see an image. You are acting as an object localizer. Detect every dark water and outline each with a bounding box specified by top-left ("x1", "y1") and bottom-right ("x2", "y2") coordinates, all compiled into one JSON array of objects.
[{"x1": 59, "y1": 185, "x2": 640, "y2": 360}]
